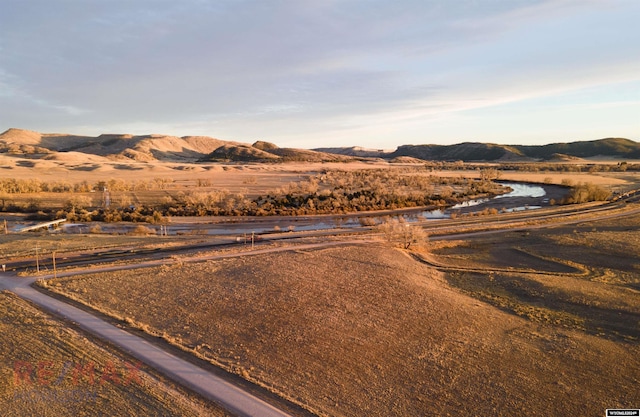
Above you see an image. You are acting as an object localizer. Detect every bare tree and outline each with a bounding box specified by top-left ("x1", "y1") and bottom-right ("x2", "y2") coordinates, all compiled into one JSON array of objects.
[
  {"x1": 479, "y1": 168, "x2": 501, "y2": 182},
  {"x1": 378, "y1": 219, "x2": 428, "y2": 249}
]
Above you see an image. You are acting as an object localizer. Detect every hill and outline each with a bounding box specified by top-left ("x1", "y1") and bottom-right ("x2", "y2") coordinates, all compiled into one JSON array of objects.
[
  {"x1": 313, "y1": 146, "x2": 392, "y2": 158},
  {"x1": 1, "y1": 128, "x2": 354, "y2": 164},
  {"x1": 201, "y1": 144, "x2": 281, "y2": 162},
  {"x1": 201, "y1": 141, "x2": 353, "y2": 163},
  {"x1": 320, "y1": 138, "x2": 640, "y2": 162},
  {"x1": 391, "y1": 142, "x2": 528, "y2": 162},
  {"x1": 513, "y1": 138, "x2": 640, "y2": 159},
  {"x1": 0, "y1": 128, "x2": 230, "y2": 162}
]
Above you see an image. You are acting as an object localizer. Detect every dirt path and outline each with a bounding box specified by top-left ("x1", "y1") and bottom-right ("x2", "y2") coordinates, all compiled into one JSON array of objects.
[{"x1": 0, "y1": 272, "x2": 293, "y2": 417}]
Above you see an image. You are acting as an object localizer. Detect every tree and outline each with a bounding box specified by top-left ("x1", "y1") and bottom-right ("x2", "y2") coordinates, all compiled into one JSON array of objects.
[
  {"x1": 479, "y1": 168, "x2": 501, "y2": 182},
  {"x1": 378, "y1": 219, "x2": 428, "y2": 249},
  {"x1": 64, "y1": 195, "x2": 93, "y2": 211},
  {"x1": 564, "y1": 182, "x2": 611, "y2": 204}
]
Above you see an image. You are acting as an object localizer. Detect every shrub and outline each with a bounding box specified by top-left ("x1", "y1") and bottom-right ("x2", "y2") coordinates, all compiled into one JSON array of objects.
[
  {"x1": 128, "y1": 225, "x2": 156, "y2": 235},
  {"x1": 378, "y1": 219, "x2": 428, "y2": 249},
  {"x1": 65, "y1": 195, "x2": 93, "y2": 211},
  {"x1": 359, "y1": 217, "x2": 377, "y2": 226},
  {"x1": 563, "y1": 182, "x2": 611, "y2": 204}
]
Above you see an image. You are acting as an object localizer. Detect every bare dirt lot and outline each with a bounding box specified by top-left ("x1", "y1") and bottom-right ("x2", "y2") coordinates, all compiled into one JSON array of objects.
[
  {"x1": 45, "y1": 238, "x2": 640, "y2": 416},
  {"x1": 0, "y1": 291, "x2": 228, "y2": 416}
]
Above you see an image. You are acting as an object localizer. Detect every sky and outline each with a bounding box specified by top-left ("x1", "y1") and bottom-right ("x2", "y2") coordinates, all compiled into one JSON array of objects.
[{"x1": 1, "y1": 0, "x2": 639, "y2": 149}]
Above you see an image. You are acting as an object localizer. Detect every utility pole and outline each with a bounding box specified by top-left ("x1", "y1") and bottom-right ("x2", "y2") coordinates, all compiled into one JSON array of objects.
[
  {"x1": 52, "y1": 251, "x2": 57, "y2": 279},
  {"x1": 3, "y1": 219, "x2": 7, "y2": 234},
  {"x1": 404, "y1": 225, "x2": 409, "y2": 250},
  {"x1": 35, "y1": 244, "x2": 40, "y2": 273},
  {"x1": 103, "y1": 187, "x2": 111, "y2": 208},
  {"x1": 251, "y1": 231, "x2": 255, "y2": 250}
]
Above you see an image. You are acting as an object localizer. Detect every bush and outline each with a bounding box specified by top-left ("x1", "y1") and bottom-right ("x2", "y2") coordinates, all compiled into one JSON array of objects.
[
  {"x1": 563, "y1": 182, "x2": 611, "y2": 204},
  {"x1": 378, "y1": 219, "x2": 428, "y2": 249},
  {"x1": 65, "y1": 195, "x2": 93, "y2": 211},
  {"x1": 359, "y1": 217, "x2": 377, "y2": 226},
  {"x1": 128, "y1": 225, "x2": 156, "y2": 235}
]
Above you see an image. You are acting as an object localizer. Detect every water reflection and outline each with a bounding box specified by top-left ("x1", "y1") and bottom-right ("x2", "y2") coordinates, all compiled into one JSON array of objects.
[
  {"x1": 451, "y1": 199, "x2": 489, "y2": 209},
  {"x1": 495, "y1": 183, "x2": 546, "y2": 198},
  {"x1": 421, "y1": 182, "x2": 547, "y2": 220},
  {"x1": 422, "y1": 209, "x2": 448, "y2": 219},
  {"x1": 502, "y1": 205, "x2": 542, "y2": 213}
]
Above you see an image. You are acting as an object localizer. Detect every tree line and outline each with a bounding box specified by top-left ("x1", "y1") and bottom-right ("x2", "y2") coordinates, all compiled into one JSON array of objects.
[{"x1": 0, "y1": 178, "x2": 174, "y2": 194}]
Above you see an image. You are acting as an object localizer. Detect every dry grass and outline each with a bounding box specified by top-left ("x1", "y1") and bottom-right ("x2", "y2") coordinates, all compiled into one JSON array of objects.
[
  {"x1": 46, "y1": 244, "x2": 640, "y2": 416},
  {"x1": 428, "y1": 214, "x2": 640, "y2": 341},
  {"x1": 0, "y1": 233, "x2": 204, "y2": 263},
  {"x1": 0, "y1": 156, "x2": 376, "y2": 185},
  {"x1": 0, "y1": 291, "x2": 228, "y2": 416},
  {"x1": 497, "y1": 171, "x2": 629, "y2": 187},
  {"x1": 426, "y1": 169, "x2": 632, "y2": 188}
]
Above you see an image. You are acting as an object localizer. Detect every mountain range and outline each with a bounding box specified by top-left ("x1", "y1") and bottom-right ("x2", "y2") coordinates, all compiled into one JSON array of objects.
[
  {"x1": 1, "y1": 128, "x2": 638, "y2": 163},
  {"x1": 317, "y1": 138, "x2": 640, "y2": 161}
]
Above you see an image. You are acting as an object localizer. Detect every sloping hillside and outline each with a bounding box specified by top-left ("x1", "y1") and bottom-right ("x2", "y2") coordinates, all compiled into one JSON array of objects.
[
  {"x1": 202, "y1": 141, "x2": 354, "y2": 163},
  {"x1": 314, "y1": 146, "x2": 392, "y2": 158},
  {"x1": 391, "y1": 142, "x2": 528, "y2": 161},
  {"x1": 1, "y1": 128, "x2": 353, "y2": 163},
  {"x1": 268, "y1": 147, "x2": 352, "y2": 162},
  {"x1": 321, "y1": 138, "x2": 640, "y2": 162},
  {"x1": 0, "y1": 128, "x2": 43, "y2": 145},
  {"x1": 202, "y1": 144, "x2": 281, "y2": 162},
  {"x1": 0, "y1": 129, "x2": 231, "y2": 162},
  {"x1": 514, "y1": 138, "x2": 640, "y2": 159}
]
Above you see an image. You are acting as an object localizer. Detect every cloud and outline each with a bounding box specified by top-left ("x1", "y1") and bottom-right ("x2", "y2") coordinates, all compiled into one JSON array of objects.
[{"x1": 0, "y1": 0, "x2": 638, "y2": 145}]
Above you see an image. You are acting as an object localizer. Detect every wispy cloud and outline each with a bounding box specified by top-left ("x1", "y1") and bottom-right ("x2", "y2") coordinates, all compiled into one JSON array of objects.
[{"x1": 0, "y1": 0, "x2": 638, "y2": 145}]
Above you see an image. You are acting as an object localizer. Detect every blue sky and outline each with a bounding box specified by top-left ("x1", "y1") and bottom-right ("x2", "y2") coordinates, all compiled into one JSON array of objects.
[{"x1": 1, "y1": 0, "x2": 638, "y2": 149}]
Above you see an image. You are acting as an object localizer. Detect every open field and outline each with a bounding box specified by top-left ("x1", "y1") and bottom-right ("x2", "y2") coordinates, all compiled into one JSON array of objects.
[
  {"x1": 0, "y1": 157, "x2": 379, "y2": 184},
  {"x1": 496, "y1": 170, "x2": 635, "y2": 190},
  {"x1": 0, "y1": 232, "x2": 214, "y2": 264},
  {"x1": 425, "y1": 213, "x2": 640, "y2": 341},
  {"x1": 0, "y1": 290, "x2": 228, "y2": 416},
  {"x1": 44, "y1": 236, "x2": 640, "y2": 416}
]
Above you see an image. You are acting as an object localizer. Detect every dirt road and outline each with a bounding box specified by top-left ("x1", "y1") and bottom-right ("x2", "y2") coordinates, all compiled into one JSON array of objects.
[
  {"x1": 4, "y1": 247, "x2": 342, "y2": 417},
  {"x1": 0, "y1": 272, "x2": 293, "y2": 417}
]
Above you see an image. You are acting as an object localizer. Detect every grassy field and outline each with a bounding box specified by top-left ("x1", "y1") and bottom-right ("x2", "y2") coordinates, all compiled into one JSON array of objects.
[
  {"x1": 0, "y1": 232, "x2": 211, "y2": 264},
  {"x1": 426, "y1": 214, "x2": 640, "y2": 341},
  {"x1": 0, "y1": 291, "x2": 229, "y2": 416},
  {"x1": 44, "y1": 239, "x2": 640, "y2": 416}
]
